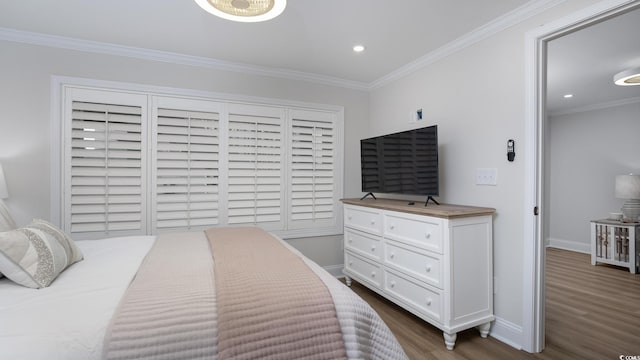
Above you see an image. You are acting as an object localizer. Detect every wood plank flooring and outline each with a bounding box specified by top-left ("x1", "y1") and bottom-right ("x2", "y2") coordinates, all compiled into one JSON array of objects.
[{"x1": 346, "y1": 248, "x2": 640, "y2": 359}]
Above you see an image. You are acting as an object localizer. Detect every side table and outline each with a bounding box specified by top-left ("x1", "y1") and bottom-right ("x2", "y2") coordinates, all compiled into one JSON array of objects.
[{"x1": 590, "y1": 219, "x2": 640, "y2": 273}]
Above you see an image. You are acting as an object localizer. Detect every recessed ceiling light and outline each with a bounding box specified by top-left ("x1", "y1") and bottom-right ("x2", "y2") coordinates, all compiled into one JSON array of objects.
[
  {"x1": 563, "y1": 94, "x2": 573, "y2": 98},
  {"x1": 194, "y1": 0, "x2": 286, "y2": 23},
  {"x1": 614, "y1": 67, "x2": 640, "y2": 86},
  {"x1": 353, "y1": 45, "x2": 365, "y2": 53}
]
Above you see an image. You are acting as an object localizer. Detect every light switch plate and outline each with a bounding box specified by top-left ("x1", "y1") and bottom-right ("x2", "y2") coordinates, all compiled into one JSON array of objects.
[{"x1": 476, "y1": 168, "x2": 497, "y2": 186}]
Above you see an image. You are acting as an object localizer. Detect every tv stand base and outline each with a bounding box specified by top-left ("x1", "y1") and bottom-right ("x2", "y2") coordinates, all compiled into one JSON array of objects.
[
  {"x1": 425, "y1": 196, "x2": 439, "y2": 206},
  {"x1": 360, "y1": 192, "x2": 377, "y2": 200}
]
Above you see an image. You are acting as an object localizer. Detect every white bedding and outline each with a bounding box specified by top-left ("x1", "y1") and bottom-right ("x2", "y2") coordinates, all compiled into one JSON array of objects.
[{"x1": 0, "y1": 235, "x2": 156, "y2": 360}]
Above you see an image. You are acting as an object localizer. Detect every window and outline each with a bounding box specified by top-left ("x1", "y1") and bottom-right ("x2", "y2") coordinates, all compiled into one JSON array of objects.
[
  {"x1": 64, "y1": 88, "x2": 147, "y2": 238},
  {"x1": 153, "y1": 97, "x2": 221, "y2": 231},
  {"x1": 227, "y1": 104, "x2": 285, "y2": 230},
  {"x1": 288, "y1": 109, "x2": 339, "y2": 230},
  {"x1": 58, "y1": 82, "x2": 343, "y2": 239}
]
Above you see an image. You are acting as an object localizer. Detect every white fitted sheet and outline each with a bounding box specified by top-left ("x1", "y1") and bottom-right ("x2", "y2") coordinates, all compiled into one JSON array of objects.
[{"x1": 0, "y1": 235, "x2": 156, "y2": 360}]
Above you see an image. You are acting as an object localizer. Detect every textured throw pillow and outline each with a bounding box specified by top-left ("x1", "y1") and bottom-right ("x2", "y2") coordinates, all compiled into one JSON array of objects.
[
  {"x1": 0, "y1": 219, "x2": 83, "y2": 288},
  {"x1": 0, "y1": 200, "x2": 17, "y2": 232}
]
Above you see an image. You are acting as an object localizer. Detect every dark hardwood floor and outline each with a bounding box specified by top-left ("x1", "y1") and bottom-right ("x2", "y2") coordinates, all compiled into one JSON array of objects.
[{"x1": 346, "y1": 248, "x2": 640, "y2": 359}]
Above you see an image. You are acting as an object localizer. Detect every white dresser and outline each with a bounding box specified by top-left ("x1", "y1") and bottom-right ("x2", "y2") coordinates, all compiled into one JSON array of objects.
[{"x1": 341, "y1": 198, "x2": 495, "y2": 350}]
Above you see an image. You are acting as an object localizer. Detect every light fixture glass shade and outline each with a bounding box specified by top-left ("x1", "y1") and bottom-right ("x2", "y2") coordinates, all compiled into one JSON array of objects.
[
  {"x1": 0, "y1": 164, "x2": 8, "y2": 199},
  {"x1": 613, "y1": 67, "x2": 640, "y2": 86},
  {"x1": 615, "y1": 174, "x2": 640, "y2": 222},
  {"x1": 194, "y1": 0, "x2": 286, "y2": 22}
]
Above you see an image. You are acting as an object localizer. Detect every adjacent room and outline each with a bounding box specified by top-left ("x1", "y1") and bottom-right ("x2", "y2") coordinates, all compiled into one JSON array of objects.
[{"x1": 1, "y1": 0, "x2": 639, "y2": 359}]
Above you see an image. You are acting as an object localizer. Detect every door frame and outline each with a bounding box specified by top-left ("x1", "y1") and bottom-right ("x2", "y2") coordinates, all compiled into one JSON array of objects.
[{"x1": 523, "y1": 0, "x2": 640, "y2": 352}]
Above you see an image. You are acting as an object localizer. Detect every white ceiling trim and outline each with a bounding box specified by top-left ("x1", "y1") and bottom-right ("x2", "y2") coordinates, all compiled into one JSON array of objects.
[
  {"x1": 0, "y1": 0, "x2": 564, "y2": 93},
  {"x1": 368, "y1": 0, "x2": 567, "y2": 90},
  {"x1": 0, "y1": 27, "x2": 370, "y2": 92},
  {"x1": 548, "y1": 96, "x2": 640, "y2": 117}
]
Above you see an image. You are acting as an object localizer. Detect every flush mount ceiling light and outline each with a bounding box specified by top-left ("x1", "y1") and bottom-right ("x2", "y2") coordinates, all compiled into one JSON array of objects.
[
  {"x1": 613, "y1": 66, "x2": 640, "y2": 86},
  {"x1": 194, "y1": 0, "x2": 286, "y2": 22}
]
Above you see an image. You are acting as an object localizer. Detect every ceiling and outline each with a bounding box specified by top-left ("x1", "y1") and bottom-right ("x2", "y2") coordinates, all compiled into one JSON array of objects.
[
  {"x1": 546, "y1": 7, "x2": 640, "y2": 115},
  {"x1": 0, "y1": 1, "x2": 639, "y2": 113},
  {"x1": 0, "y1": 0, "x2": 532, "y2": 84}
]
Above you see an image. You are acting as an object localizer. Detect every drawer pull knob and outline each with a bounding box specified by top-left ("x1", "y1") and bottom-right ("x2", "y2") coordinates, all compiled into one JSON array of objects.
[
  {"x1": 371, "y1": 271, "x2": 376, "y2": 278},
  {"x1": 390, "y1": 281, "x2": 396, "y2": 288},
  {"x1": 426, "y1": 298, "x2": 432, "y2": 306},
  {"x1": 348, "y1": 237, "x2": 353, "y2": 243},
  {"x1": 371, "y1": 245, "x2": 376, "y2": 251},
  {"x1": 426, "y1": 265, "x2": 432, "y2": 272},
  {"x1": 390, "y1": 224, "x2": 395, "y2": 230},
  {"x1": 390, "y1": 252, "x2": 395, "y2": 259},
  {"x1": 371, "y1": 219, "x2": 376, "y2": 225},
  {"x1": 348, "y1": 215, "x2": 352, "y2": 220},
  {"x1": 349, "y1": 261, "x2": 353, "y2": 266},
  {"x1": 425, "y1": 233, "x2": 431, "y2": 239}
]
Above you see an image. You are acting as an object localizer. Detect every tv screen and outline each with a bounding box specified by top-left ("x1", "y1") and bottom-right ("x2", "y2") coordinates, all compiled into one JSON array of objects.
[{"x1": 361, "y1": 125, "x2": 438, "y2": 197}]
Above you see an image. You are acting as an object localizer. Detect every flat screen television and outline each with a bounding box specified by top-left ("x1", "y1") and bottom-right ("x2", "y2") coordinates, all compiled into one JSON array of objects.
[{"x1": 360, "y1": 125, "x2": 439, "y2": 205}]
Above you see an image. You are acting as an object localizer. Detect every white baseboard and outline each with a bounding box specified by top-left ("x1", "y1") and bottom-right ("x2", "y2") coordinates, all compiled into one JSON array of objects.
[
  {"x1": 546, "y1": 237, "x2": 590, "y2": 254},
  {"x1": 324, "y1": 264, "x2": 345, "y2": 278},
  {"x1": 490, "y1": 317, "x2": 523, "y2": 350}
]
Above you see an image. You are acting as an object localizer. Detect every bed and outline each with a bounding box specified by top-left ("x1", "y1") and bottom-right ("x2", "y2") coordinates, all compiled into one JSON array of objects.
[{"x1": 0, "y1": 226, "x2": 408, "y2": 360}]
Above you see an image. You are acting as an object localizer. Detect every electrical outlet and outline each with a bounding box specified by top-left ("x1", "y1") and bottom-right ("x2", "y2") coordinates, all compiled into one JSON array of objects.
[{"x1": 476, "y1": 168, "x2": 497, "y2": 186}]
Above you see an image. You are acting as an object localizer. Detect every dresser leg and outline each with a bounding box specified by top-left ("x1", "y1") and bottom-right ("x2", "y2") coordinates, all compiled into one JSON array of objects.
[
  {"x1": 477, "y1": 322, "x2": 491, "y2": 338},
  {"x1": 345, "y1": 276, "x2": 352, "y2": 286},
  {"x1": 443, "y1": 332, "x2": 457, "y2": 350}
]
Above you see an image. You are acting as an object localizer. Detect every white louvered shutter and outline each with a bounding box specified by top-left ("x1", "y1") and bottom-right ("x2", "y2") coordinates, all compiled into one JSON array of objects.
[
  {"x1": 227, "y1": 104, "x2": 284, "y2": 230},
  {"x1": 152, "y1": 98, "x2": 222, "y2": 231},
  {"x1": 288, "y1": 109, "x2": 339, "y2": 229},
  {"x1": 65, "y1": 89, "x2": 147, "y2": 238}
]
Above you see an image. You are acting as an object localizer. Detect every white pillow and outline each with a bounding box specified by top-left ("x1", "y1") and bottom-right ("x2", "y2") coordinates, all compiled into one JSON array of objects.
[
  {"x1": 0, "y1": 200, "x2": 17, "y2": 232},
  {"x1": 0, "y1": 219, "x2": 83, "y2": 288}
]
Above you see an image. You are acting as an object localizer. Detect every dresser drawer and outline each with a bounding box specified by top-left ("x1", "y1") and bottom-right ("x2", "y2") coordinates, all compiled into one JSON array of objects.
[
  {"x1": 345, "y1": 229, "x2": 382, "y2": 261},
  {"x1": 345, "y1": 251, "x2": 382, "y2": 288},
  {"x1": 384, "y1": 269, "x2": 442, "y2": 322},
  {"x1": 384, "y1": 213, "x2": 443, "y2": 253},
  {"x1": 345, "y1": 206, "x2": 382, "y2": 235},
  {"x1": 384, "y1": 240, "x2": 442, "y2": 289}
]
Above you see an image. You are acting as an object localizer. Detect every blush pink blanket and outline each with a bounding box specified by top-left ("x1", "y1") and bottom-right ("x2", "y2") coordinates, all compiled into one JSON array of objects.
[
  {"x1": 205, "y1": 226, "x2": 347, "y2": 360},
  {"x1": 102, "y1": 229, "x2": 408, "y2": 360}
]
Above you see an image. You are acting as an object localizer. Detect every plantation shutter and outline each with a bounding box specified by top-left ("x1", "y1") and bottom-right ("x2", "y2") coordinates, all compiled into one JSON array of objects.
[
  {"x1": 288, "y1": 109, "x2": 339, "y2": 229},
  {"x1": 227, "y1": 104, "x2": 284, "y2": 230},
  {"x1": 65, "y1": 89, "x2": 147, "y2": 237},
  {"x1": 152, "y1": 98, "x2": 222, "y2": 231}
]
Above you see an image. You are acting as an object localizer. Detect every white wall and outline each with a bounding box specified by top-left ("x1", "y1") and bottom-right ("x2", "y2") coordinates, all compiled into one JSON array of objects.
[
  {"x1": 0, "y1": 41, "x2": 369, "y2": 269},
  {"x1": 367, "y1": 0, "x2": 602, "y2": 347},
  {"x1": 546, "y1": 101, "x2": 640, "y2": 253}
]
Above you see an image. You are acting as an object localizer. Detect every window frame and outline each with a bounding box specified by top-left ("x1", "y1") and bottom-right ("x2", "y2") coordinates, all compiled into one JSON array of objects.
[{"x1": 51, "y1": 77, "x2": 344, "y2": 240}]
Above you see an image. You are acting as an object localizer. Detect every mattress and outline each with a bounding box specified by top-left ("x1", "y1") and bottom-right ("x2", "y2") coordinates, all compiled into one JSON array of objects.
[
  {"x1": 0, "y1": 230, "x2": 407, "y2": 360},
  {"x1": 0, "y1": 236, "x2": 156, "y2": 360}
]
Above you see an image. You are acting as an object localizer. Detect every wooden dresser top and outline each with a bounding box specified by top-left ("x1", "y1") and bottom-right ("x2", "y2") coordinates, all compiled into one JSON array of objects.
[{"x1": 341, "y1": 198, "x2": 495, "y2": 219}]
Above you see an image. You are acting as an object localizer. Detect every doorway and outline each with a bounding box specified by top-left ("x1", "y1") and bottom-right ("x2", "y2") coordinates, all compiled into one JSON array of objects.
[{"x1": 524, "y1": 0, "x2": 640, "y2": 353}]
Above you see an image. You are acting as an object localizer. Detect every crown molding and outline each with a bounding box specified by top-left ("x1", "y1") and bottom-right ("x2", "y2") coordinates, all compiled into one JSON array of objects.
[
  {"x1": 548, "y1": 96, "x2": 640, "y2": 117},
  {"x1": 0, "y1": 27, "x2": 370, "y2": 92},
  {"x1": 0, "y1": 0, "x2": 565, "y2": 93},
  {"x1": 368, "y1": 0, "x2": 567, "y2": 90}
]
